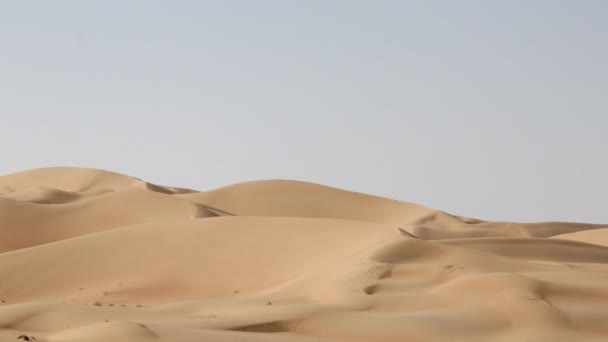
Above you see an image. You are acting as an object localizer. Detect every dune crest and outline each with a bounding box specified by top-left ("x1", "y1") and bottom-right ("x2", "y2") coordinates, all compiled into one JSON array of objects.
[{"x1": 1, "y1": 167, "x2": 607, "y2": 342}]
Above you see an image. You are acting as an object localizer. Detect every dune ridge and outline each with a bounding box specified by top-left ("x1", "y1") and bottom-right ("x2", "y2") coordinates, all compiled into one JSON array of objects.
[{"x1": 1, "y1": 167, "x2": 607, "y2": 341}]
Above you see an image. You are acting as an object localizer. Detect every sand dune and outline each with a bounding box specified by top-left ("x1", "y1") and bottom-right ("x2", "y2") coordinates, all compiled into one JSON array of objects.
[
  {"x1": 0, "y1": 188, "x2": 217, "y2": 252},
  {"x1": 1, "y1": 167, "x2": 607, "y2": 341},
  {"x1": 552, "y1": 229, "x2": 608, "y2": 247},
  {"x1": 179, "y1": 179, "x2": 434, "y2": 225}
]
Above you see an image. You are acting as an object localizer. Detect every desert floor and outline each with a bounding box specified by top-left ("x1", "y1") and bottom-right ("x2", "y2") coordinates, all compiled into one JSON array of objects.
[{"x1": 1, "y1": 167, "x2": 608, "y2": 341}]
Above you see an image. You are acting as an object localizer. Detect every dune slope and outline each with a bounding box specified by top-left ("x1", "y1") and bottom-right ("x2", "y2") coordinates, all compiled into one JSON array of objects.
[{"x1": 1, "y1": 167, "x2": 607, "y2": 342}]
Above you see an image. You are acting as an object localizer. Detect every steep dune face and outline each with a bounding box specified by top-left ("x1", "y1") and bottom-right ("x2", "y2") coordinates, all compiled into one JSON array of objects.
[{"x1": 1, "y1": 168, "x2": 607, "y2": 342}]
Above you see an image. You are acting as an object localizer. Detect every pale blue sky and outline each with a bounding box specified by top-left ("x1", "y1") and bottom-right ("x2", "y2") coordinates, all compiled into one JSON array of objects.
[{"x1": 1, "y1": 1, "x2": 607, "y2": 222}]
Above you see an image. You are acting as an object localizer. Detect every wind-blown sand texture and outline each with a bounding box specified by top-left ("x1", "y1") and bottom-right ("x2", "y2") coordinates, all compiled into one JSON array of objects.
[{"x1": 1, "y1": 167, "x2": 608, "y2": 342}]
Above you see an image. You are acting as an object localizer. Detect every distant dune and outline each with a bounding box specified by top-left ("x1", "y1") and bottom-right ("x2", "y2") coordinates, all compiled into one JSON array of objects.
[{"x1": 1, "y1": 167, "x2": 607, "y2": 341}]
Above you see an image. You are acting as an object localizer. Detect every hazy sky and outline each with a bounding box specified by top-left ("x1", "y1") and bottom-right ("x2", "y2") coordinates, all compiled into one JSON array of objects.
[{"x1": 1, "y1": 1, "x2": 607, "y2": 223}]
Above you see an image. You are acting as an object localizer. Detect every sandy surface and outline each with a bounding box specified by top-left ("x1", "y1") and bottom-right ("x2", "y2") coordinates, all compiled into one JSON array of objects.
[{"x1": 1, "y1": 167, "x2": 607, "y2": 341}]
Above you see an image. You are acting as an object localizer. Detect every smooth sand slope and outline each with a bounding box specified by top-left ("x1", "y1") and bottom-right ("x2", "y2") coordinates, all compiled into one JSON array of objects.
[{"x1": 1, "y1": 167, "x2": 608, "y2": 342}]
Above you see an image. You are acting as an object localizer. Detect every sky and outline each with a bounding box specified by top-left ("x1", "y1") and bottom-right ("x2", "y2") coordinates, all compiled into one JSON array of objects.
[{"x1": 1, "y1": 1, "x2": 607, "y2": 223}]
